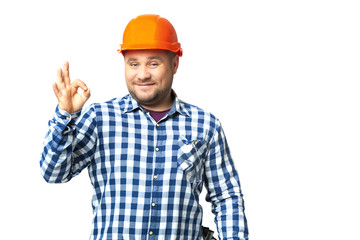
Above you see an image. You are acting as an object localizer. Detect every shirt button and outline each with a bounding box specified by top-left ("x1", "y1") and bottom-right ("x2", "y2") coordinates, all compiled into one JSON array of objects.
[
  {"x1": 151, "y1": 202, "x2": 156, "y2": 207},
  {"x1": 149, "y1": 231, "x2": 153, "y2": 236},
  {"x1": 156, "y1": 123, "x2": 159, "y2": 127},
  {"x1": 155, "y1": 147, "x2": 159, "y2": 152},
  {"x1": 153, "y1": 175, "x2": 158, "y2": 179}
]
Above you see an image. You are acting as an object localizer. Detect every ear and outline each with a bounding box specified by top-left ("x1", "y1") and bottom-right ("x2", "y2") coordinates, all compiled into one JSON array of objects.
[{"x1": 173, "y1": 55, "x2": 180, "y2": 74}]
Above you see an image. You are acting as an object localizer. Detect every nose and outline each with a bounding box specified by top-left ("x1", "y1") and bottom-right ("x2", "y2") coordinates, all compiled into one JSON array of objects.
[{"x1": 137, "y1": 66, "x2": 151, "y2": 81}]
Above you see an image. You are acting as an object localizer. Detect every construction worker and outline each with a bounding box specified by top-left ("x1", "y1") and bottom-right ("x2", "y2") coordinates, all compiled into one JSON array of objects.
[{"x1": 40, "y1": 14, "x2": 248, "y2": 240}]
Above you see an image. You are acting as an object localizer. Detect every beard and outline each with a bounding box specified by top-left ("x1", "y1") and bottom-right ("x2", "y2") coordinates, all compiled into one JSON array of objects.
[{"x1": 128, "y1": 84, "x2": 173, "y2": 108}]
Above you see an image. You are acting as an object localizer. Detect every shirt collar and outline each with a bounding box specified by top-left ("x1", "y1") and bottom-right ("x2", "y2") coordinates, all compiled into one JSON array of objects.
[
  {"x1": 123, "y1": 94, "x2": 142, "y2": 113},
  {"x1": 123, "y1": 90, "x2": 190, "y2": 117},
  {"x1": 169, "y1": 92, "x2": 190, "y2": 117}
]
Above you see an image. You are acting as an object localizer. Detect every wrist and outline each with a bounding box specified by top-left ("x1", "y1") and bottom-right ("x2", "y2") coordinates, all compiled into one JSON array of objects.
[{"x1": 56, "y1": 105, "x2": 81, "y2": 121}]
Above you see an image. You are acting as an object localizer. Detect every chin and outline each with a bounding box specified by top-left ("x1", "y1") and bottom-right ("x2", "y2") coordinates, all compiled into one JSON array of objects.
[{"x1": 130, "y1": 91, "x2": 158, "y2": 105}]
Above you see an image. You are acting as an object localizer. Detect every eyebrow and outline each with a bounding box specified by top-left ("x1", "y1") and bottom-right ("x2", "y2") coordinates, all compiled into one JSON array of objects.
[
  {"x1": 126, "y1": 56, "x2": 163, "y2": 63},
  {"x1": 148, "y1": 56, "x2": 162, "y2": 61},
  {"x1": 126, "y1": 58, "x2": 137, "y2": 63}
]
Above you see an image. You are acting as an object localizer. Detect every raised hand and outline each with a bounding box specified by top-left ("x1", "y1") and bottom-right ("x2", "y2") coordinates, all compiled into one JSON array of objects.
[{"x1": 53, "y1": 61, "x2": 91, "y2": 113}]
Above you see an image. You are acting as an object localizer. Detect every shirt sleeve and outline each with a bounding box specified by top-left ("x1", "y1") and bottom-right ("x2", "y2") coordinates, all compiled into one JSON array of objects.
[
  {"x1": 204, "y1": 119, "x2": 249, "y2": 240},
  {"x1": 40, "y1": 105, "x2": 97, "y2": 183}
]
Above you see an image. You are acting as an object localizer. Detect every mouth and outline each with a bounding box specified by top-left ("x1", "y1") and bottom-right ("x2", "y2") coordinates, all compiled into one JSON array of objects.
[{"x1": 136, "y1": 83, "x2": 156, "y2": 88}]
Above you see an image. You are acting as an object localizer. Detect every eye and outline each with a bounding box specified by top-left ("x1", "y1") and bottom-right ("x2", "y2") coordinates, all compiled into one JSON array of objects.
[
  {"x1": 130, "y1": 62, "x2": 138, "y2": 67},
  {"x1": 149, "y1": 62, "x2": 159, "y2": 68}
]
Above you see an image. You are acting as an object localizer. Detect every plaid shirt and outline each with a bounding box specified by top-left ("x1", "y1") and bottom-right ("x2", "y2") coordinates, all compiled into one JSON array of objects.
[{"x1": 40, "y1": 93, "x2": 248, "y2": 240}]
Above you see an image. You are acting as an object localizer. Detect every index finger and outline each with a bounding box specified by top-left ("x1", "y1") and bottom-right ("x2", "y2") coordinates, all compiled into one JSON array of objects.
[{"x1": 71, "y1": 79, "x2": 88, "y2": 91}]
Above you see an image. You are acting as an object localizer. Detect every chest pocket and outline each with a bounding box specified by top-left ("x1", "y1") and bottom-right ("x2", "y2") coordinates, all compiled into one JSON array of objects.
[{"x1": 177, "y1": 137, "x2": 208, "y2": 184}]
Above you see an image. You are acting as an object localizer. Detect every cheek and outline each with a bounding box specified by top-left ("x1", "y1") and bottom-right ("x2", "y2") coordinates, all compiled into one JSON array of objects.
[
  {"x1": 125, "y1": 69, "x2": 136, "y2": 83},
  {"x1": 154, "y1": 69, "x2": 171, "y2": 83}
]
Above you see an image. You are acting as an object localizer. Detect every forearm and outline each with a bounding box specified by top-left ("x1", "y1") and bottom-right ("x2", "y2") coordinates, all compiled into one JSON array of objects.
[
  {"x1": 41, "y1": 61, "x2": 95, "y2": 183},
  {"x1": 211, "y1": 180, "x2": 248, "y2": 240},
  {"x1": 205, "y1": 120, "x2": 249, "y2": 240},
  {"x1": 40, "y1": 107, "x2": 80, "y2": 183}
]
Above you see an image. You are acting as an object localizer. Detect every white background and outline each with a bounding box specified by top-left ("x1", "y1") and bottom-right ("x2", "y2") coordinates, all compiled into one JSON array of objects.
[{"x1": 0, "y1": 0, "x2": 359, "y2": 239}]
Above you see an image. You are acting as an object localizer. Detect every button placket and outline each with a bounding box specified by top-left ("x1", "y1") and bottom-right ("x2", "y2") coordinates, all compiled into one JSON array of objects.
[{"x1": 149, "y1": 120, "x2": 161, "y2": 238}]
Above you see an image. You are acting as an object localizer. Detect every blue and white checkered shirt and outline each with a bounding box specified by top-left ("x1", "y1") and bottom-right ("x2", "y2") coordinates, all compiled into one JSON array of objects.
[{"x1": 40, "y1": 93, "x2": 248, "y2": 240}]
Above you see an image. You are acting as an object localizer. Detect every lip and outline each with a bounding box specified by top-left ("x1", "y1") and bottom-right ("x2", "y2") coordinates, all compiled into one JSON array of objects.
[{"x1": 136, "y1": 83, "x2": 155, "y2": 87}]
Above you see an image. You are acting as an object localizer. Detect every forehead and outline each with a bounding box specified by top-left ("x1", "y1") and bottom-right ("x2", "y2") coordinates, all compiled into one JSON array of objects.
[{"x1": 124, "y1": 49, "x2": 169, "y2": 61}]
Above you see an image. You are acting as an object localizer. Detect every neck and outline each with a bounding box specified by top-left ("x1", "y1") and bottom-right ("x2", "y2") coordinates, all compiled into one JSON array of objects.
[{"x1": 140, "y1": 91, "x2": 174, "y2": 111}]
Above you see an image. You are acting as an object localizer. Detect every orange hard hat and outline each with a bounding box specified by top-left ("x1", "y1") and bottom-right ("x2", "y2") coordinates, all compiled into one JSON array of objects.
[{"x1": 119, "y1": 14, "x2": 182, "y2": 56}]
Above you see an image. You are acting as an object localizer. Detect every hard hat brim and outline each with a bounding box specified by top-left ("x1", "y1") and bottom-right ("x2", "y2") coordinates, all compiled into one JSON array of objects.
[{"x1": 120, "y1": 42, "x2": 182, "y2": 57}]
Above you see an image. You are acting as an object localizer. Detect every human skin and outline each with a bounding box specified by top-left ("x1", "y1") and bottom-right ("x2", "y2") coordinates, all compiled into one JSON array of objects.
[
  {"x1": 53, "y1": 49, "x2": 179, "y2": 113},
  {"x1": 124, "y1": 49, "x2": 179, "y2": 111},
  {"x1": 52, "y1": 61, "x2": 91, "y2": 114}
]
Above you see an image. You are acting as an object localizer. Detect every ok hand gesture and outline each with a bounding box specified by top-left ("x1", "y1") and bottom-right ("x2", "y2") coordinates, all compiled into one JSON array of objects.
[{"x1": 53, "y1": 61, "x2": 91, "y2": 113}]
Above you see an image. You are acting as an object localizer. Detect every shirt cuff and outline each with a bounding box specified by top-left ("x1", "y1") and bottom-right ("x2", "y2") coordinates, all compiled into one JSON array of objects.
[
  {"x1": 53, "y1": 106, "x2": 82, "y2": 134},
  {"x1": 56, "y1": 106, "x2": 81, "y2": 121}
]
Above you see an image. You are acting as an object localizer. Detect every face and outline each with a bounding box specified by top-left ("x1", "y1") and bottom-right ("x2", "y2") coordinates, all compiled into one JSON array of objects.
[{"x1": 124, "y1": 49, "x2": 179, "y2": 110}]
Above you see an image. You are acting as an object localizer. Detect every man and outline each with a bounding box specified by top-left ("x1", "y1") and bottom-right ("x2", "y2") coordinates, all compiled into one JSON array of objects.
[{"x1": 40, "y1": 14, "x2": 248, "y2": 240}]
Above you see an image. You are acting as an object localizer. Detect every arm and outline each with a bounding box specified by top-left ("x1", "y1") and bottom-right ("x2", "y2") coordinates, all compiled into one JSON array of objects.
[
  {"x1": 40, "y1": 61, "x2": 96, "y2": 183},
  {"x1": 204, "y1": 120, "x2": 249, "y2": 240},
  {"x1": 40, "y1": 105, "x2": 97, "y2": 183}
]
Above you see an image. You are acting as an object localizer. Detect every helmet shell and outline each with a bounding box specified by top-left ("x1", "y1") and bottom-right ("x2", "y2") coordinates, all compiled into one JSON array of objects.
[{"x1": 120, "y1": 14, "x2": 182, "y2": 56}]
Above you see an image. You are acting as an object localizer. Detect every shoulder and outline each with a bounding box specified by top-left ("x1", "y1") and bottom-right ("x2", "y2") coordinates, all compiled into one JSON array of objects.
[
  {"x1": 89, "y1": 95, "x2": 131, "y2": 113},
  {"x1": 178, "y1": 98, "x2": 221, "y2": 130}
]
